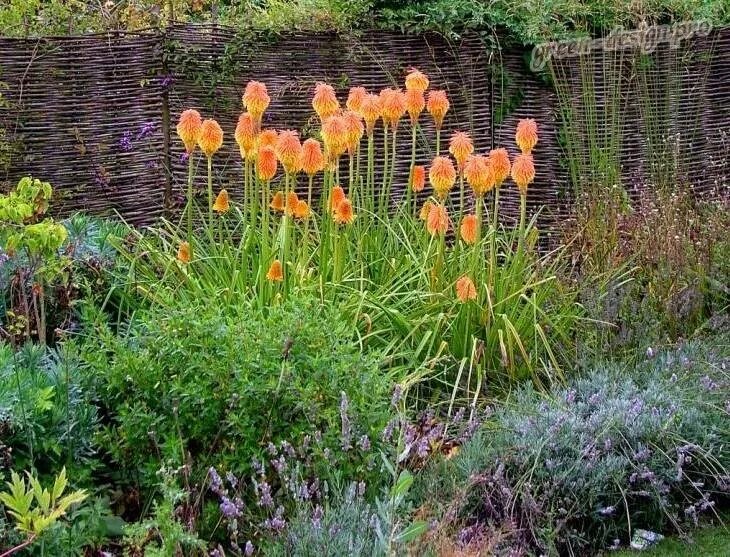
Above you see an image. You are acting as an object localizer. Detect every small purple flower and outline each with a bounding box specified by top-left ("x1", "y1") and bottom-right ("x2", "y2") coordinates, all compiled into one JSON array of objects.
[
  {"x1": 700, "y1": 375, "x2": 718, "y2": 391},
  {"x1": 118, "y1": 130, "x2": 133, "y2": 152},
  {"x1": 219, "y1": 496, "x2": 241, "y2": 518},
  {"x1": 340, "y1": 391, "x2": 352, "y2": 450},
  {"x1": 244, "y1": 541, "x2": 254, "y2": 556},
  {"x1": 391, "y1": 384, "x2": 403, "y2": 407},
  {"x1": 357, "y1": 435, "x2": 371, "y2": 452},
  {"x1": 137, "y1": 121, "x2": 157, "y2": 140},
  {"x1": 158, "y1": 74, "x2": 174, "y2": 90},
  {"x1": 565, "y1": 389, "x2": 576, "y2": 404},
  {"x1": 180, "y1": 151, "x2": 190, "y2": 163},
  {"x1": 256, "y1": 481, "x2": 274, "y2": 508},
  {"x1": 311, "y1": 504, "x2": 324, "y2": 529}
]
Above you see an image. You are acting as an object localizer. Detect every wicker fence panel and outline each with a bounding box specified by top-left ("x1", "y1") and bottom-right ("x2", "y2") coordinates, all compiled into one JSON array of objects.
[
  {"x1": 0, "y1": 32, "x2": 166, "y2": 224},
  {"x1": 0, "y1": 24, "x2": 728, "y2": 228}
]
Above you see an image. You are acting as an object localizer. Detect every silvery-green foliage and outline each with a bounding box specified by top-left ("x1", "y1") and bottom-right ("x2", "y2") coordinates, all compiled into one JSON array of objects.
[{"x1": 415, "y1": 336, "x2": 729, "y2": 554}]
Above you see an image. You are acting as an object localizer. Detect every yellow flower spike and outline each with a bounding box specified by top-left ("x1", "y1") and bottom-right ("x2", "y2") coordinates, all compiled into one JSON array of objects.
[
  {"x1": 198, "y1": 119, "x2": 223, "y2": 158},
  {"x1": 405, "y1": 68, "x2": 429, "y2": 92},
  {"x1": 404, "y1": 89, "x2": 425, "y2": 126},
  {"x1": 242, "y1": 80, "x2": 270, "y2": 124},
  {"x1": 329, "y1": 185, "x2": 346, "y2": 214},
  {"x1": 177, "y1": 241, "x2": 192, "y2": 264},
  {"x1": 176, "y1": 109, "x2": 202, "y2": 154},
  {"x1": 257, "y1": 146, "x2": 278, "y2": 181},
  {"x1": 455, "y1": 275, "x2": 477, "y2": 302},
  {"x1": 294, "y1": 199, "x2": 311, "y2": 219},
  {"x1": 266, "y1": 259, "x2": 284, "y2": 282},
  {"x1": 312, "y1": 82, "x2": 340, "y2": 120},
  {"x1": 275, "y1": 130, "x2": 302, "y2": 174},
  {"x1": 234, "y1": 113, "x2": 257, "y2": 160},
  {"x1": 285, "y1": 191, "x2": 300, "y2": 217},
  {"x1": 333, "y1": 197, "x2": 355, "y2": 225},
  {"x1": 379, "y1": 88, "x2": 407, "y2": 130},
  {"x1": 426, "y1": 90, "x2": 449, "y2": 131},
  {"x1": 511, "y1": 153, "x2": 536, "y2": 195},
  {"x1": 212, "y1": 189, "x2": 230, "y2": 214},
  {"x1": 426, "y1": 203, "x2": 449, "y2": 236},
  {"x1": 321, "y1": 115, "x2": 349, "y2": 160},
  {"x1": 343, "y1": 110, "x2": 364, "y2": 154},
  {"x1": 360, "y1": 93, "x2": 382, "y2": 136},
  {"x1": 428, "y1": 156, "x2": 457, "y2": 200},
  {"x1": 515, "y1": 118, "x2": 538, "y2": 154},
  {"x1": 463, "y1": 155, "x2": 495, "y2": 197},
  {"x1": 448, "y1": 131, "x2": 474, "y2": 171},
  {"x1": 460, "y1": 214, "x2": 478, "y2": 244},
  {"x1": 346, "y1": 86, "x2": 368, "y2": 114},
  {"x1": 299, "y1": 138, "x2": 325, "y2": 176},
  {"x1": 488, "y1": 148, "x2": 511, "y2": 187},
  {"x1": 270, "y1": 191, "x2": 285, "y2": 212},
  {"x1": 411, "y1": 165, "x2": 426, "y2": 192}
]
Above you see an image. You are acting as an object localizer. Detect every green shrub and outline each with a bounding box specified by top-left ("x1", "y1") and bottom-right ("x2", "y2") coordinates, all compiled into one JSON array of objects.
[
  {"x1": 0, "y1": 342, "x2": 99, "y2": 482},
  {"x1": 78, "y1": 294, "x2": 392, "y2": 490},
  {"x1": 413, "y1": 335, "x2": 730, "y2": 554}
]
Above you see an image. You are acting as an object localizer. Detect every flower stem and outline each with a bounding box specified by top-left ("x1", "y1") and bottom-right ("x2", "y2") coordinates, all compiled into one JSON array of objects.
[
  {"x1": 186, "y1": 153, "x2": 194, "y2": 243},
  {"x1": 207, "y1": 156, "x2": 213, "y2": 223}
]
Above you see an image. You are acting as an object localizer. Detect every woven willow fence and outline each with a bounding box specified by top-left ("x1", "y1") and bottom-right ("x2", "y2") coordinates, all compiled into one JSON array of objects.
[{"x1": 0, "y1": 25, "x2": 728, "y2": 226}]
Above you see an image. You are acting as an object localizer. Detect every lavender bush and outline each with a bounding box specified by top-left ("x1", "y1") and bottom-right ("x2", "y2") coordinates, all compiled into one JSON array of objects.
[{"x1": 414, "y1": 336, "x2": 729, "y2": 554}]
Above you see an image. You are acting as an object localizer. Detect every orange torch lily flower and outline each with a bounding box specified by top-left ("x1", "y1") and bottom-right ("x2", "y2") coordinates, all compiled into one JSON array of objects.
[
  {"x1": 177, "y1": 241, "x2": 192, "y2": 264},
  {"x1": 257, "y1": 145, "x2": 278, "y2": 181},
  {"x1": 333, "y1": 197, "x2": 355, "y2": 225},
  {"x1": 460, "y1": 214, "x2": 478, "y2": 244},
  {"x1": 329, "y1": 185, "x2": 346, "y2": 213},
  {"x1": 456, "y1": 275, "x2": 477, "y2": 302},
  {"x1": 270, "y1": 191, "x2": 285, "y2": 212},
  {"x1": 242, "y1": 80, "x2": 270, "y2": 124},
  {"x1": 275, "y1": 130, "x2": 302, "y2": 174},
  {"x1": 285, "y1": 191, "x2": 300, "y2": 217},
  {"x1": 404, "y1": 89, "x2": 425, "y2": 126},
  {"x1": 515, "y1": 118, "x2": 538, "y2": 154},
  {"x1": 176, "y1": 109, "x2": 202, "y2": 154},
  {"x1": 360, "y1": 93, "x2": 382, "y2": 136},
  {"x1": 427, "y1": 90, "x2": 449, "y2": 131},
  {"x1": 321, "y1": 115, "x2": 349, "y2": 159},
  {"x1": 463, "y1": 155, "x2": 495, "y2": 196},
  {"x1": 489, "y1": 148, "x2": 511, "y2": 187},
  {"x1": 294, "y1": 199, "x2": 311, "y2": 219},
  {"x1": 426, "y1": 202, "x2": 449, "y2": 236},
  {"x1": 198, "y1": 119, "x2": 223, "y2": 158},
  {"x1": 312, "y1": 82, "x2": 340, "y2": 120},
  {"x1": 235, "y1": 113, "x2": 257, "y2": 159},
  {"x1": 299, "y1": 138, "x2": 325, "y2": 176},
  {"x1": 258, "y1": 129, "x2": 279, "y2": 150},
  {"x1": 411, "y1": 165, "x2": 426, "y2": 192},
  {"x1": 419, "y1": 200, "x2": 433, "y2": 221},
  {"x1": 212, "y1": 189, "x2": 230, "y2": 214},
  {"x1": 379, "y1": 88, "x2": 407, "y2": 130},
  {"x1": 343, "y1": 110, "x2": 364, "y2": 154},
  {"x1": 429, "y1": 156, "x2": 457, "y2": 199},
  {"x1": 405, "y1": 68, "x2": 429, "y2": 92},
  {"x1": 511, "y1": 153, "x2": 536, "y2": 195},
  {"x1": 449, "y1": 131, "x2": 474, "y2": 170},
  {"x1": 346, "y1": 86, "x2": 368, "y2": 114},
  {"x1": 266, "y1": 259, "x2": 284, "y2": 282}
]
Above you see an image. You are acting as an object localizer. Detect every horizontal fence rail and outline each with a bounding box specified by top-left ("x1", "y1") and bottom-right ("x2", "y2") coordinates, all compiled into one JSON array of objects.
[{"x1": 0, "y1": 25, "x2": 727, "y2": 227}]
